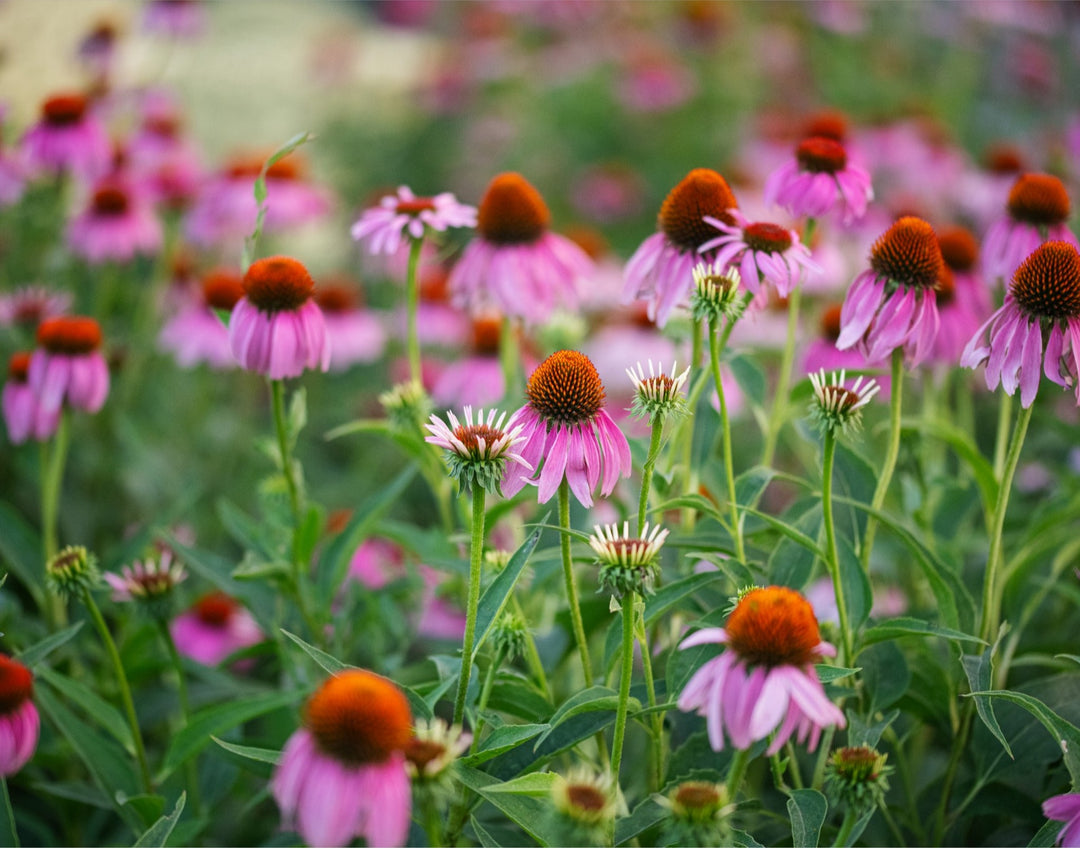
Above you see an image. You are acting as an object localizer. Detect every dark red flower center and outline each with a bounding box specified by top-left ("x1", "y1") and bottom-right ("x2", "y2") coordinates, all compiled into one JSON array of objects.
[
  {"x1": 396, "y1": 198, "x2": 436, "y2": 216},
  {"x1": 1007, "y1": 173, "x2": 1070, "y2": 226},
  {"x1": 471, "y1": 316, "x2": 501, "y2": 355},
  {"x1": 820, "y1": 304, "x2": 843, "y2": 341},
  {"x1": 315, "y1": 284, "x2": 357, "y2": 314},
  {"x1": 194, "y1": 593, "x2": 236, "y2": 626},
  {"x1": 453, "y1": 423, "x2": 504, "y2": 453},
  {"x1": 796, "y1": 137, "x2": 848, "y2": 174},
  {"x1": 305, "y1": 670, "x2": 412, "y2": 766},
  {"x1": 984, "y1": 144, "x2": 1025, "y2": 175},
  {"x1": 820, "y1": 384, "x2": 862, "y2": 412},
  {"x1": 567, "y1": 784, "x2": 608, "y2": 813},
  {"x1": 802, "y1": 110, "x2": 848, "y2": 143},
  {"x1": 1010, "y1": 241, "x2": 1080, "y2": 320},
  {"x1": 242, "y1": 256, "x2": 315, "y2": 313},
  {"x1": 201, "y1": 269, "x2": 245, "y2": 311},
  {"x1": 725, "y1": 586, "x2": 822, "y2": 667},
  {"x1": 743, "y1": 221, "x2": 793, "y2": 254},
  {"x1": 7, "y1": 352, "x2": 31, "y2": 383},
  {"x1": 405, "y1": 738, "x2": 446, "y2": 773},
  {"x1": 42, "y1": 93, "x2": 88, "y2": 126},
  {"x1": 658, "y1": 168, "x2": 738, "y2": 250},
  {"x1": 37, "y1": 316, "x2": 102, "y2": 354},
  {"x1": 91, "y1": 183, "x2": 130, "y2": 216},
  {"x1": 526, "y1": 349, "x2": 605, "y2": 425},
  {"x1": 0, "y1": 656, "x2": 33, "y2": 715},
  {"x1": 476, "y1": 172, "x2": 550, "y2": 245},
  {"x1": 144, "y1": 114, "x2": 181, "y2": 139},
  {"x1": 869, "y1": 216, "x2": 945, "y2": 289},
  {"x1": 674, "y1": 782, "x2": 722, "y2": 810},
  {"x1": 937, "y1": 226, "x2": 979, "y2": 272},
  {"x1": 936, "y1": 266, "x2": 956, "y2": 306}
]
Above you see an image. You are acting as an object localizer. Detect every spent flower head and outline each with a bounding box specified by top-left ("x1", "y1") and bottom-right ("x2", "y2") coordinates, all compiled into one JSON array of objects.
[
  {"x1": 808, "y1": 369, "x2": 880, "y2": 437},
  {"x1": 550, "y1": 766, "x2": 615, "y2": 846},
  {"x1": 690, "y1": 262, "x2": 745, "y2": 324},
  {"x1": 424, "y1": 406, "x2": 531, "y2": 495},
  {"x1": 626, "y1": 359, "x2": 690, "y2": 420},
  {"x1": 658, "y1": 780, "x2": 732, "y2": 847},
  {"x1": 46, "y1": 545, "x2": 100, "y2": 598},
  {"x1": 590, "y1": 521, "x2": 669, "y2": 598},
  {"x1": 824, "y1": 745, "x2": 892, "y2": 815}
]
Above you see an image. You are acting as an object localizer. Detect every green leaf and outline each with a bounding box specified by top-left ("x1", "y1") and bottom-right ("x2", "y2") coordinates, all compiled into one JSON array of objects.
[
  {"x1": 728, "y1": 352, "x2": 767, "y2": 408},
  {"x1": 38, "y1": 666, "x2": 133, "y2": 752},
  {"x1": 287, "y1": 386, "x2": 308, "y2": 448},
  {"x1": 962, "y1": 639, "x2": 1012, "y2": 759},
  {"x1": 841, "y1": 807, "x2": 876, "y2": 847},
  {"x1": 243, "y1": 131, "x2": 314, "y2": 267},
  {"x1": 734, "y1": 465, "x2": 776, "y2": 507},
  {"x1": 133, "y1": 792, "x2": 186, "y2": 848},
  {"x1": 0, "y1": 500, "x2": 45, "y2": 609},
  {"x1": 211, "y1": 736, "x2": 281, "y2": 765},
  {"x1": 295, "y1": 505, "x2": 324, "y2": 569},
  {"x1": 966, "y1": 689, "x2": 1080, "y2": 784},
  {"x1": 901, "y1": 417, "x2": 997, "y2": 517},
  {"x1": 1029, "y1": 818, "x2": 1064, "y2": 848},
  {"x1": 160, "y1": 690, "x2": 301, "y2": 779},
  {"x1": 861, "y1": 617, "x2": 987, "y2": 648},
  {"x1": 838, "y1": 536, "x2": 872, "y2": 630},
  {"x1": 472, "y1": 515, "x2": 548, "y2": 659},
  {"x1": 846, "y1": 708, "x2": 899, "y2": 749},
  {"x1": 471, "y1": 816, "x2": 503, "y2": 848},
  {"x1": 463, "y1": 724, "x2": 548, "y2": 766},
  {"x1": 740, "y1": 505, "x2": 827, "y2": 560},
  {"x1": 482, "y1": 772, "x2": 558, "y2": 797},
  {"x1": 0, "y1": 779, "x2": 17, "y2": 846},
  {"x1": 454, "y1": 765, "x2": 563, "y2": 846},
  {"x1": 859, "y1": 641, "x2": 910, "y2": 714},
  {"x1": 652, "y1": 494, "x2": 724, "y2": 524},
  {"x1": 816, "y1": 665, "x2": 860, "y2": 683},
  {"x1": 616, "y1": 797, "x2": 666, "y2": 845},
  {"x1": 217, "y1": 498, "x2": 279, "y2": 560},
  {"x1": 768, "y1": 503, "x2": 822, "y2": 590},
  {"x1": 787, "y1": 788, "x2": 827, "y2": 848},
  {"x1": 15, "y1": 621, "x2": 84, "y2": 668},
  {"x1": 731, "y1": 828, "x2": 766, "y2": 848},
  {"x1": 534, "y1": 686, "x2": 637, "y2": 749}
]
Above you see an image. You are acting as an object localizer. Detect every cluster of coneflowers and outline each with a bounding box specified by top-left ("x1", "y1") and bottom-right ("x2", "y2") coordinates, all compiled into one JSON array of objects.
[{"x1": 3, "y1": 11, "x2": 1080, "y2": 848}]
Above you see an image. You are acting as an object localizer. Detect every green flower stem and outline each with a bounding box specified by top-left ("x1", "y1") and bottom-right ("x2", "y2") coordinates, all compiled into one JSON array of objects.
[
  {"x1": 784, "y1": 741, "x2": 805, "y2": 789},
  {"x1": 610, "y1": 595, "x2": 637, "y2": 782},
  {"x1": 405, "y1": 236, "x2": 424, "y2": 387},
  {"x1": 822, "y1": 430, "x2": 854, "y2": 665},
  {"x1": 860, "y1": 348, "x2": 904, "y2": 572},
  {"x1": 691, "y1": 317, "x2": 703, "y2": 371},
  {"x1": 157, "y1": 619, "x2": 203, "y2": 817},
  {"x1": 832, "y1": 807, "x2": 859, "y2": 848},
  {"x1": 726, "y1": 747, "x2": 752, "y2": 800},
  {"x1": 453, "y1": 484, "x2": 487, "y2": 726},
  {"x1": 420, "y1": 788, "x2": 445, "y2": 848},
  {"x1": 269, "y1": 379, "x2": 302, "y2": 527},
  {"x1": 637, "y1": 416, "x2": 665, "y2": 531},
  {"x1": 991, "y1": 384, "x2": 1012, "y2": 479},
  {"x1": 511, "y1": 594, "x2": 551, "y2": 700},
  {"x1": 41, "y1": 412, "x2": 71, "y2": 628},
  {"x1": 811, "y1": 725, "x2": 837, "y2": 791},
  {"x1": 677, "y1": 368, "x2": 711, "y2": 530},
  {"x1": 979, "y1": 401, "x2": 1033, "y2": 643},
  {"x1": 81, "y1": 586, "x2": 153, "y2": 794},
  {"x1": 471, "y1": 646, "x2": 505, "y2": 751},
  {"x1": 499, "y1": 315, "x2": 521, "y2": 399},
  {"x1": 1, "y1": 777, "x2": 18, "y2": 848},
  {"x1": 558, "y1": 480, "x2": 594, "y2": 687},
  {"x1": 760, "y1": 283, "x2": 803, "y2": 470},
  {"x1": 709, "y1": 316, "x2": 745, "y2": 563},
  {"x1": 634, "y1": 612, "x2": 663, "y2": 792}
]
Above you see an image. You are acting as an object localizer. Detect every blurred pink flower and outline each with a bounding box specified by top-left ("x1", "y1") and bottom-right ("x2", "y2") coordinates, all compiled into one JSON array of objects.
[
  {"x1": 314, "y1": 280, "x2": 386, "y2": 371},
  {"x1": 982, "y1": 173, "x2": 1077, "y2": 286},
  {"x1": 351, "y1": 185, "x2": 475, "y2": 256},
  {"x1": 159, "y1": 268, "x2": 243, "y2": 369},
  {"x1": 0, "y1": 655, "x2": 39, "y2": 777},
  {"x1": 3, "y1": 352, "x2": 59, "y2": 444},
  {"x1": 1043, "y1": 793, "x2": 1080, "y2": 847},
  {"x1": 29, "y1": 316, "x2": 109, "y2": 415},
  {"x1": 764, "y1": 136, "x2": 872, "y2": 225},
  {"x1": 171, "y1": 592, "x2": 263, "y2": 665},
  {"x1": 66, "y1": 177, "x2": 163, "y2": 264},
  {"x1": 20, "y1": 93, "x2": 111, "y2": 181}
]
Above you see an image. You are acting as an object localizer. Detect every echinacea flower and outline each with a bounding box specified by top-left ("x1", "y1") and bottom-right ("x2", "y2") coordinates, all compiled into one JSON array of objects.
[
  {"x1": 623, "y1": 168, "x2": 740, "y2": 327},
  {"x1": 405, "y1": 718, "x2": 471, "y2": 782},
  {"x1": 824, "y1": 746, "x2": 892, "y2": 815},
  {"x1": 590, "y1": 521, "x2": 669, "y2": 598},
  {"x1": 104, "y1": 550, "x2": 187, "y2": 603},
  {"x1": 46, "y1": 545, "x2": 100, "y2": 599},
  {"x1": 808, "y1": 369, "x2": 880, "y2": 436},
  {"x1": 626, "y1": 359, "x2": 690, "y2": 420},
  {"x1": 502, "y1": 350, "x2": 631, "y2": 507},
  {"x1": 171, "y1": 592, "x2": 263, "y2": 665},
  {"x1": 763, "y1": 136, "x2": 872, "y2": 225},
  {"x1": 272, "y1": 669, "x2": 412, "y2": 848},
  {"x1": 550, "y1": 766, "x2": 615, "y2": 846},
  {"x1": 658, "y1": 780, "x2": 732, "y2": 848},
  {"x1": 836, "y1": 216, "x2": 945, "y2": 366},
  {"x1": 28, "y1": 316, "x2": 110, "y2": 415},
  {"x1": 3, "y1": 352, "x2": 59, "y2": 444},
  {"x1": 801, "y1": 304, "x2": 890, "y2": 399},
  {"x1": 424, "y1": 406, "x2": 531, "y2": 495},
  {"x1": 66, "y1": 177, "x2": 163, "y2": 264},
  {"x1": 228, "y1": 256, "x2": 330, "y2": 379},
  {"x1": 19, "y1": 93, "x2": 111, "y2": 181},
  {"x1": 982, "y1": 173, "x2": 1078, "y2": 286},
  {"x1": 962, "y1": 241, "x2": 1080, "y2": 407},
  {"x1": 0, "y1": 285, "x2": 72, "y2": 330},
  {"x1": 314, "y1": 280, "x2": 387, "y2": 371},
  {"x1": 159, "y1": 268, "x2": 243, "y2": 369},
  {"x1": 432, "y1": 315, "x2": 507, "y2": 408},
  {"x1": 677, "y1": 585, "x2": 845, "y2": 753},
  {"x1": 142, "y1": 0, "x2": 207, "y2": 38},
  {"x1": 698, "y1": 209, "x2": 820, "y2": 300},
  {"x1": 1043, "y1": 793, "x2": 1080, "y2": 847},
  {"x1": 351, "y1": 185, "x2": 476, "y2": 256},
  {"x1": 0, "y1": 655, "x2": 39, "y2": 777},
  {"x1": 448, "y1": 172, "x2": 593, "y2": 324}
]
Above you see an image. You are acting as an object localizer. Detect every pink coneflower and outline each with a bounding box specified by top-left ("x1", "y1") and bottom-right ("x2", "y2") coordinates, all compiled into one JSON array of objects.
[
  {"x1": 142, "y1": 0, "x2": 207, "y2": 38},
  {"x1": 127, "y1": 96, "x2": 203, "y2": 209},
  {"x1": 623, "y1": 168, "x2": 739, "y2": 327},
  {"x1": 764, "y1": 136, "x2": 872, "y2": 225},
  {"x1": 836, "y1": 216, "x2": 945, "y2": 366},
  {"x1": 931, "y1": 267, "x2": 985, "y2": 366},
  {"x1": 104, "y1": 550, "x2": 187, "y2": 603},
  {"x1": 677, "y1": 586, "x2": 845, "y2": 753},
  {"x1": 616, "y1": 50, "x2": 696, "y2": 114},
  {"x1": 272, "y1": 670, "x2": 412, "y2": 848},
  {"x1": 20, "y1": 93, "x2": 111, "y2": 181},
  {"x1": 982, "y1": 173, "x2": 1078, "y2": 286},
  {"x1": 66, "y1": 177, "x2": 163, "y2": 264},
  {"x1": 699, "y1": 209, "x2": 820, "y2": 300},
  {"x1": 0, "y1": 286, "x2": 72, "y2": 329},
  {"x1": 28, "y1": 316, "x2": 109, "y2": 415},
  {"x1": 433, "y1": 315, "x2": 507, "y2": 407},
  {"x1": 502, "y1": 350, "x2": 631, "y2": 507},
  {"x1": 315, "y1": 279, "x2": 386, "y2": 371},
  {"x1": 448, "y1": 172, "x2": 593, "y2": 324},
  {"x1": 1044, "y1": 793, "x2": 1080, "y2": 847},
  {"x1": 938, "y1": 226, "x2": 991, "y2": 315},
  {"x1": 159, "y1": 268, "x2": 243, "y2": 369},
  {"x1": 962, "y1": 241, "x2": 1080, "y2": 408},
  {"x1": 801, "y1": 304, "x2": 891, "y2": 398},
  {"x1": 229, "y1": 256, "x2": 330, "y2": 380},
  {"x1": 3, "y1": 352, "x2": 59, "y2": 444},
  {"x1": 351, "y1": 185, "x2": 476, "y2": 256},
  {"x1": 425, "y1": 405, "x2": 531, "y2": 496},
  {"x1": 0, "y1": 655, "x2": 39, "y2": 777},
  {"x1": 170, "y1": 592, "x2": 263, "y2": 665}
]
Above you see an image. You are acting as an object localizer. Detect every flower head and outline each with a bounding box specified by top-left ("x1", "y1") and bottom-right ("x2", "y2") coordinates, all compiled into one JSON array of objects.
[
  {"x1": 502, "y1": 350, "x2": 631, "y2": 507},
  {"x1": 550, "y1": 766, "x2": 615, "y2": 846},
  {"x1": 315, "y1": 278, "x2": 387, "y2": 371},
  {"x1": 448, "y1": 172, "x2": 592, "y2": 324},
  {"x1": 1043, "y1": 793, "x2": 1080, "y2": 847},
  {"x1": 3, "y1": 351, "x2": 59, "y2": 444},
  {"x1": 171, "y1": 592, "x2": 263, "y2": 665},
  {"x1": 424, "y1": 406, "x2": 531, "y2": 495},
  {"x1": 0, "y1": 655, "x2": 39, "y2": 777},
  {"x1": 836, "y1": 216, "x2": 945, "y2": 366},
  {"x1": 405, "y1": 717, "x2": 471, "y2": 782},
  {"x1": 962, "y1": 241, "x2": 1080, "y2": 407},
  {"x1": 380, "y1": 379, "x2": 433, "y2": 430},
  {"x1": 104, "y1": 550, "x2": 187, "y2": 617},
  {"x1": 590, "y1": 521, "x2": 669, "y2": 598},
  {"x1": 623, "y1": 168, "x2": 739, "y2": 327},
  {"x1": 272, "y1": 670, "x2": 413, "y2": 848},
  {"x1": 808, "y1": 369, "x2": 880, "y2": 436},
  {"x1": 677, "y1": 586, "x2": 845, "y2": 753},
  {"x1": 66, "y1": 177, "x2": 163, "y2": 265},
  {"x1": 351, "y1": 185, "x2": 476, "y2": 256},
  {"x1": 159, "y1": 268, "x2": 244, "y2": 369},
  {"x1": 46, "y1": 545, "x2": 100, "y2": 598},
  {"x1": 20, "y1": 92, "x2": 111, "y2": 180},
  {"x1": 824, "y1": 745, "x2": 892, "y2": 816},
  {"x1": 983, "y1": 173, "x2": 1078, "y2": 285},
  {"x1": 690, "y1": 261, "x2": 746, "y2": 324},
  {"x1": 0, "y1": 286, "x2": 72, "y2": 330},
  {"x1": 763, "y1": 136, "x2": 873, "y2": 224},
  {"x1": 29, "y1": 316, "x2": 110, "y2": 414},
  {"x1": 626, "y1": 359, "x2": 690, "y2": 420},
  {"x1": 229, "y1": 256, "x2": 330, "y2": 379},
  {"x1": 658, "y1": 780, "x2": 732, "y2": 847}
]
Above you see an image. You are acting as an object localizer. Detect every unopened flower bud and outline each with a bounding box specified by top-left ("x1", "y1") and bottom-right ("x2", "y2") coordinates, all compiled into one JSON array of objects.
[{"x1": 46, "y1": 545, "x2": 99, "y2": 598}]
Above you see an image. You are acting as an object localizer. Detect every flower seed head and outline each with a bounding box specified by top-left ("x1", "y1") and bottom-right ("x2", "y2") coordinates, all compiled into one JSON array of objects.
[
  {"x1": 46, "y1": 545, "x2": 100, "y2": 598},
  {"x1": 305, "y1": 670, "x2": 412, "y2": 767},
  {"x1": 869, "y1": 216, "x2": 945, "y2": 290},
  {"x1": 626, "y1": 359, "x2": 690, "y2": 420},
  {"x1": 591, "y1": 521, "x2": 668, "y2": 598},
  {"x1": 526, "y1": 350, "x2": 606, "y2": 426},
  {"x1": 659, "y1": 168, "x2": 738, "y2": 250},
  {"x1": 242, "y1": 256, "x2": 315, "y2": 314},
  {"x1": 725, "y1": 586, "x2": 824, "y2": 668},
  {"x1": 1010, "y1": 241, "x2": 1080, "y2": 322},
  {"x1": 825, "y1": 745, "x2": 892, "y2": 815},
  {"x1": 808, "y1": 369, "x2": 880, "y2": 436},
  {"x1": 476, "y1": 172, "x2": 550, "y2": 245},
  {"x1": 1007, "y1": 173, "x2": 1070, "y2": 227}
]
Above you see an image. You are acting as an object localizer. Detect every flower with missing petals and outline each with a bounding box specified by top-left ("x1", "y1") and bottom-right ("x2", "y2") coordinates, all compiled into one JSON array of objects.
[
  {"x1": 808, "y1": 369, "x2": 880, "y2": 436},
  {"x1": 658, "y1": 780, "x2": 732, "y2": 847},
  {"x1": 104, "y1": 551, "x2": 186, "y2": 615},
  {"x1": 626, "y1": 359, "x2": 690, "y2": 420},
  {"x1": 0, "y1": 286, "x2": 72, "y2": 329},
  {"x1": 351, "y1": 185, "x2": 476, "y2": 256},
  {"x1": 690, "y1": 262, "x2": 746, "y2": 325},
  {"x1": 590, "y1": 521, "x2": 669, "y2": 598},
  {"x1": 380, "y1": 379, "x2": 432, "y2": 430},
  {"x1": 424, "y1": 406, "x2": 531, "y2": 495}
]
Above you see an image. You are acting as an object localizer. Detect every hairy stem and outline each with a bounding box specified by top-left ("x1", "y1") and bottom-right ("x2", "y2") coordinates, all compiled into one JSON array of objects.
[
  {"x1": 559, "y1": 480, "x2": 593, "y2": 686},
  {"x1": 709, "y1": 316, "x2": 745, "y2": 563},
  {"x1": 405, "y1": 236, "x2": 424, "y2": 387},
  {"x1": 453, "y1": 485, "x2": 487, "y2": 726}
]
